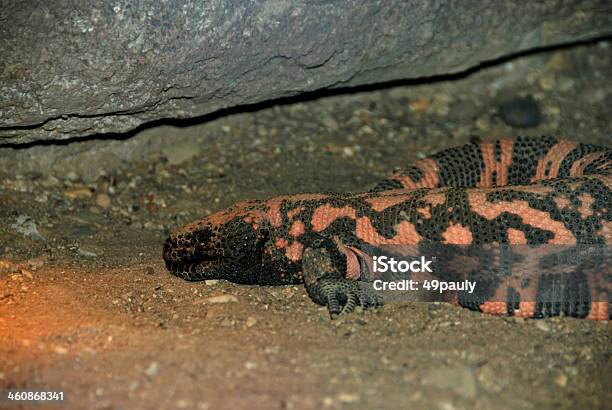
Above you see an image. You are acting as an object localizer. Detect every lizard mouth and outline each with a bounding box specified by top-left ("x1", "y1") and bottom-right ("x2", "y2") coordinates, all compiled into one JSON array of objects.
[
  {"x1": 163, "y1": 218, "x2": 270, "y2": 283},
  {"x1": 162, "y1": 237, "x2": 231, "y2": 281},
  {"x1": 165, "y1": 254, "x2": 232, "y2": 281}
]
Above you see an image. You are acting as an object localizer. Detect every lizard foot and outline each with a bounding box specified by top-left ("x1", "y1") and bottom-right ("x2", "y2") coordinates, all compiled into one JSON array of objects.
[{"x1": 302, "y1": 247, "x2": 382, "y2": 318}]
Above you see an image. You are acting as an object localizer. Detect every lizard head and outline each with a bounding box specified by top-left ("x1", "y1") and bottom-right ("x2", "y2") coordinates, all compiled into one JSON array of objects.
[{"x1": 163, "y1": 199, "x2": 294, "y2": 284}]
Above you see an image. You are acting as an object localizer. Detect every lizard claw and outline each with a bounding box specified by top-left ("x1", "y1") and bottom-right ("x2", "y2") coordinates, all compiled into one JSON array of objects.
[
  {"x1": 302, "y1": 246, "x2": 383, "y2": 318},
  {"x1": 317, "y1": 278, "x2": 383, "y2": 318}
]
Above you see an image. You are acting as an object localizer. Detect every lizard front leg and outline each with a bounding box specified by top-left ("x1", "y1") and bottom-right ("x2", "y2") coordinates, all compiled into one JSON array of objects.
[{"x1": 302, "y1": 246, "x2": 382, "y2": 318}]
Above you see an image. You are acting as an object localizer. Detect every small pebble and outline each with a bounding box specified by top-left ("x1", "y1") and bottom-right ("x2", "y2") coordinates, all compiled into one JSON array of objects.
[
  {"x1": 579, "y1": 347, "x2": 593, "y2": 360},
  {"x1": 408, "y1": 97, "x2": 431, "y2": 115},
  {"x1": 95, "y1": 193, "x2": 112, "y2": 209},
  {"x1": 321, "y1": 114, "x2": 339, "y2": 130},
  {"x1": 264, "y1": 346, "x2": 280, "y2": 355},
  {"x1": 554, "y1": 372, "x2": 568, "y2": 387},
  {"x1": 54, "y1": 346, "x2": 68, "y2": 355},
  {"x1": 358, "y1": 125, "x2": 374, "y2": 136},
  {"x1": 11, "y1": 216, "x2": 45, "y2": 241},
  {"x1": 77, "y1": 248, "x2": 98, "y2": 258},
  {"x1": 64, "y1": 187, "x2": 93, "y2": 199},
  {"x1": 40, "y1": 176, "x2": 60, "y2": 187},
  {"x1": 535, "y1": 321, "x2": 551, "y2": 332},
  {"x1": 175, "y1": 399, "x2": 189, "y2": 409},
  {"x1": 498, "y1": 95, "x2": 541, "y2": 128},
  {"x1": 144, "y1": 361, "x2": 160, "y2": 378},
  {"x1": 475, "y1": 117, "x2": 490, "y2": 131},
  {"x1": 245, "y1": 317, "x2": 258, "y2": 328},
  {"x1": 281, "y1": 287, "x2": 296, "y2": 298},
  {"x1": 65, "y1": 171, "x2": 79, "y2": 182},
  {"x1": 337, "y1": 393, "x2": 360, "y2": 404},
  {"x1": 199, "y1": 295, "x2": 238, "y2": 304},
  {"x1": 539, "y1": 74, "x2": 556, "y2": 90}
]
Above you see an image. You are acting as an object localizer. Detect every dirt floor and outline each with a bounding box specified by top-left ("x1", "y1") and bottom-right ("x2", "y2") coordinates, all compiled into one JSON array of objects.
[{"x1": 1, "y1": 40, "x2": 611, "y2": 409}]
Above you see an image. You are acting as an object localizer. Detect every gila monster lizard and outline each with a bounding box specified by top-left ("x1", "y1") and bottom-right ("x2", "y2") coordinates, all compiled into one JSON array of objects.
[{"x1": 163, "y1": 137, "x2": 611, "y2": 320}]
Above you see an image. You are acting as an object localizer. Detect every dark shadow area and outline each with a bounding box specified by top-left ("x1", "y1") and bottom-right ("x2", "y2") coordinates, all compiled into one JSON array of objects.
[{"x1": 2, "y1": 33, "x2": 611, "y2": 149}]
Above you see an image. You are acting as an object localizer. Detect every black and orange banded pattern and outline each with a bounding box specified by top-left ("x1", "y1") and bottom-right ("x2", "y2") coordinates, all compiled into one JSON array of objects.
[{"x1": 164, "y1": 137, "x2": 611, "y2": 319}]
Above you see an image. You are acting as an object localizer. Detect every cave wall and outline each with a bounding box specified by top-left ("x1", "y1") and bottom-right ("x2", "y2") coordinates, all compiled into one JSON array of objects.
[{"x1": 1, "y1": 0, "x2": 611, "y2": 144}]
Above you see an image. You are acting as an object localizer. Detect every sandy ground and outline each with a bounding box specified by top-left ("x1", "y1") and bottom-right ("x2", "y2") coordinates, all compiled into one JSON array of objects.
[{"x1": 1, "y1": 41, "x2": 611, "y2": 409}]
